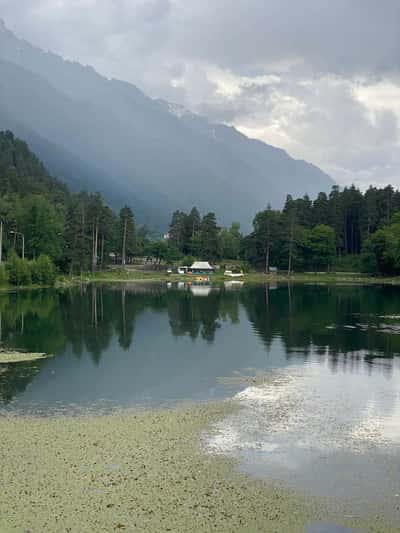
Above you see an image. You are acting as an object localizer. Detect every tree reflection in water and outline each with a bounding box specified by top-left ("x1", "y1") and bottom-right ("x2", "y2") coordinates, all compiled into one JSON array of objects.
[{"x1": 1, "y1": 283, "x2": 400, "y2": 403}]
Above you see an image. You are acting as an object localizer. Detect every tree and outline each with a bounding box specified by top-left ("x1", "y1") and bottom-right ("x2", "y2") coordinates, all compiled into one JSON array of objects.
[
  {"x1": 199, "y1": 213, "x2": 220, "y2": 260},
  {"x1": 98, "y1": 205, "x2": 117, "y2": 270},
  {"x1": 328, "y1": 185, "x2": 344, "y2": 255},
  {"x1": 6, "y1": 251, "x2": 31, "y2": 285},
  {"x1": 17, "y1": 195, "x2": 63, "y2": 260},
  {"x1": 219, "y1": 222, "x2": 242, "y2": 260},
  {"x1": 312, "y1": 192, "x2": 329, "y2": 226},
  {"x1": 341, "y1": 185, "x2": 364, "y2": 254},
  {"x1": 119, "y1": 206, "x2": 136, "y2": 266},
  {"x1": 183, "y1": 207, "x2": 201, "y2": 255},
  {"x1": 253, "y1": 207, "x2": 282, "y2": 273},
  {"x1": 145, "y1": 240, "x2": 169, "y2": 263},
  {"x1": 361, "y1": 213, "x2": 400, "y2": 275},
  {"x1": 63, "y1": 193, "x2": 90, "y2": 275},
  {"x1": 169, "y1": 210, "x2": 187, "y2": 251},
  {"x1": 87, "y1": 193, "x2": 103, "y2": 273},
  {"x1": 31, "y1": 255, "x2": 57, "y2": 285},
  {"x1": 283, "y1": 196, "x2": 297, "y2": 275},
  {"x1": 136, "y1": 225, "x2": 150, "y2": 256},
  {"x1": 301, "y1": 225, "x2": 336, "y2": 270}
]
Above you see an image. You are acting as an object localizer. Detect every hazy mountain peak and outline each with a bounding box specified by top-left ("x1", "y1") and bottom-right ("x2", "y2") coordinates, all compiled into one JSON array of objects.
[
  {"x1": 157, "y1": 99, "x2": 197, "y2": 120},
  {"x1": 0, "y1": 22, "x2": 334, "y2": 230}
]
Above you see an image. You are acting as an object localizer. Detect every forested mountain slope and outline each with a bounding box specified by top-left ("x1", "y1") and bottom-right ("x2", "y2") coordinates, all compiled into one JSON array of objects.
[
  {"x1": 0, "y1": 19, "x2": 334, "y2": 230},
  {"x1": 0, "y1": 130, "x2": 67, "y2": 201}
]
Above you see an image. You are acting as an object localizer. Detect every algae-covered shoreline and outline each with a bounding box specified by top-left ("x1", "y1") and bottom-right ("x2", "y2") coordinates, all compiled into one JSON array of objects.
[{"x1": 0, "y1": 403, "x2": 396, "y2": 532}]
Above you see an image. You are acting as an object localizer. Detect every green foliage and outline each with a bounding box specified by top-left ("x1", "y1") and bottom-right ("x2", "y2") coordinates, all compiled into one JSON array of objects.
[
  {"x1": 219, "y1": 223, "x2": 242, "y2": 260},
  {"x1": 119, "y1": 206, "x2": 136, "y2": 264},
  {"x1": 168, "y1": 208, "x2": 241, "y2": 261},
  {"x1": 331, "y1": 254, "x2": 361, "y2": 273},
  {"x1": 182, "y1": 255, "x2": 196, "y2": 267},
  {"x1": 199, "y1": 212, "x2": 219, "y2": 260},
  {"x1": 0, "y1": 131, "x2": 140, "y2": 279},
  {"x1": 5, "y1": 130, "x2": 400, "y2": 280},
  {"x1": 0, "y1": 264, "x2": 9, "y2": 286},
  {"x1": 144, "y1": 240, "x2": 169, "y2": 263},
  {"x1": 17, "y1": 195, "x2": 64, "y2": 259},
  {"x1": 135, "y1": 225, "x2": 150, "y2": 256},
  {"x1": 0, "y1": 131, "x2": 68, "y2": 201},
  {"x1": 244, "y1": 186, "x2": 400, "y2": 274},
  {"x1": 165, "y1": 246, "x2": 184, "y2": 264},
  {"x1": 302, "y1": 225, "x2": 336, "y2": 270},
  {"x1": 360, "y1": 214, "x2": 400, "y2": 275},
  {"x1": 248, "y1": 208, "x2": 284, "y2": 271},
  {"x1": 31, "y1": 255, "x2": 57, "y2": 285},
  {"x1": 169, "y1": 210, "x2": 187, "y2": 250},
  {"x1": 6, "y1": 251, "x2": 31, "y2": 286}
]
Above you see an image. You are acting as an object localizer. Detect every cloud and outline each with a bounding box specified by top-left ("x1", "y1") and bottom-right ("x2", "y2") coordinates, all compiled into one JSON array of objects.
[{"x1": 0, "y1": 0, "x2": 400, "y2": 190}]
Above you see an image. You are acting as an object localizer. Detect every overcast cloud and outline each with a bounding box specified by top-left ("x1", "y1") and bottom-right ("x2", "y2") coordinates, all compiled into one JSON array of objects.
[{"x1": 1, "y1": 0, "x2": 400, "y2": 188}]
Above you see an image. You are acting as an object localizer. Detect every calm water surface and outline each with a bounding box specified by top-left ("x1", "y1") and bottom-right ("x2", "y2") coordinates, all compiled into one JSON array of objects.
[{"x1": 1, "y1": 282, "x2": 400, "y2": 524}]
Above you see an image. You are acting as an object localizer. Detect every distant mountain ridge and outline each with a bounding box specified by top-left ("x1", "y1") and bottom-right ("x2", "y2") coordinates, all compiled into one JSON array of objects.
[{"x1": 0, "y1": 19, "x2": 334, "y2": 230}]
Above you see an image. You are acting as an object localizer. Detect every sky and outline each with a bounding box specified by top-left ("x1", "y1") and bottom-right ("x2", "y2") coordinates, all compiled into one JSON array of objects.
[{"x1": 0, "y1": 0, "x2": 400, "y2": 189}]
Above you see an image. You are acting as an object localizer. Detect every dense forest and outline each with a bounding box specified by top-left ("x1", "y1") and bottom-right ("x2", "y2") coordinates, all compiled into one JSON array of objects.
[
  {"x1": 0, "y1": 131, "x2": 143, "y2": 283},
  {"x1": 241, "y1": 186, "x2": 400, "y2": 274},
  {"x1": 167, "y1": 186, "x2": 400, "y2": 275},
  {"x1": 1, "y1": 129, "x2": 400, "y2": 281}
]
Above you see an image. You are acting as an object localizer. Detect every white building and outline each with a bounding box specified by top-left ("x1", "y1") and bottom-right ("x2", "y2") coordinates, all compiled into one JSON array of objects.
[{"x1": 189, "y1": 261, "x2": 215, "y2": 273}]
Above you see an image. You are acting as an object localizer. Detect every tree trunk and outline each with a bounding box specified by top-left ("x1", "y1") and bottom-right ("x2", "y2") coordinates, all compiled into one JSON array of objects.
[
  {"x1": 92, "y1": 223, "x2": 98, "y2": 273},
  {"x1": 265, "y1": 243, "x2": 270, "y2": 274},
  {"x1": 122, "y1": 218, "x2": 127, "y2": 266},
  {"x1": 287, "y1": 220, "x2": 294, "y2": 276},
  {"x1": 100, "y1": 234, "x2": 105, "y2": 271}
]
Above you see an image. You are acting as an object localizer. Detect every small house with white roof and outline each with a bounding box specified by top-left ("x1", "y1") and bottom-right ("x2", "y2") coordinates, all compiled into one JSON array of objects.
[{"x1": 189, "y1": 261, "x2": 215, "y2": 274}]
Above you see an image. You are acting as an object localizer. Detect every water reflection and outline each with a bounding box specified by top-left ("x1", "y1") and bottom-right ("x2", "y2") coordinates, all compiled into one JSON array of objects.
[
  {"x1": 1, "y1": 283, "x2": 400, "y2": 407},
  {"x1": 207, "y1": 357, "x2": 400, "y2": 523},
  {"x1": 2, "y1": 282, "x2": 399, "y2": 524}
]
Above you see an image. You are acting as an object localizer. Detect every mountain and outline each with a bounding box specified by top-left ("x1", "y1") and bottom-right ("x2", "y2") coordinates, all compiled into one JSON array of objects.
[
  {"x1": 0, "y1": 129, "x2": 67, "y2": 201},
  {"x1": 0, "y1": 19, "x2": 334, "y2": 230}
]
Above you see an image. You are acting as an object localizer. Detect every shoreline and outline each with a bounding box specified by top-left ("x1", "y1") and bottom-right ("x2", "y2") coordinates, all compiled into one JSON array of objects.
[
  {"x1": 71, "y1": 270, "x2": 400, "y2": 286},
  {"x1": 1, "y1": 271, "x2": 400, "y2": 292},
  {"x1": 0, "y1": 401, "x2": 396, "y2": 532}
]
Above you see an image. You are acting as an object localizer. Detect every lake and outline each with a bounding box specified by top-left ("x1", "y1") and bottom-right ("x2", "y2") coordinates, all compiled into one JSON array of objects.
[{"x1": 1, "y1": 282, "x2": 400, "y2": 525}]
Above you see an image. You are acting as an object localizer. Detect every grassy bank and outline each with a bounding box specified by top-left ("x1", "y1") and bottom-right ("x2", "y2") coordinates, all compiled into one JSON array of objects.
[
  {"x1": 3, "y1": 269, "x2": 400, "y2": 292},
  {"x1": 72, "y1": 269, "x2": 400, "y2": 286},
  {"x1": 0, "y1": 403, "x2": 395, "y2": 532}
]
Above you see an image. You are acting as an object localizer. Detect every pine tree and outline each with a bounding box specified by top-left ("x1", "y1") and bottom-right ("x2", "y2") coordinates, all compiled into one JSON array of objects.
[
  {"x1": 119, "y1": 206, "x2": 136, "y2": 266},
  {"x1": 169, "y1": 210, "x2": 187, "y2": 251},
  {"x1": 199, "y1": 212, "x2": 219, "y2": 260},
  {"x1": 253, "y1": 207, "x2": 282, "y2": 273},
  {"x1": 184, "y1": 207, "x2": 201, "y2": 255}
]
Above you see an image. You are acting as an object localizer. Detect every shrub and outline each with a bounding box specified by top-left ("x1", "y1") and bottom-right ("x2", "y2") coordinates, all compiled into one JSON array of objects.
[
  {"x1": 331, "y1": 254, "x2": 361, "y2": 273},
  {"x1": 6, "y1": 251, "x2": 31, "y2": 285},
  {"x1": 31, "y1": 255, "x2": 57, "y2": 285},
  {"x1": 0, "y1": 264, "x2": 9, "y2": 286}
]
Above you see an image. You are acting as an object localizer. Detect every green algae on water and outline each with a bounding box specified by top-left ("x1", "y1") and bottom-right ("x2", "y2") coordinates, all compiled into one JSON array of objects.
[{"x1": 0, "y1": 403, "x2": 397, "y2": 533}]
